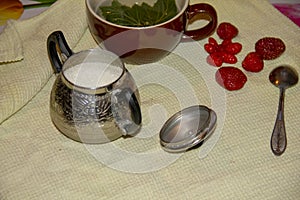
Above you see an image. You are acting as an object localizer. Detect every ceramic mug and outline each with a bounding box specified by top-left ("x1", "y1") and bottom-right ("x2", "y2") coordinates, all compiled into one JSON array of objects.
[
  {"x1": 86, "y1": 0, "x2": 217, "y2": 63},
  {"x1": 47, "y1": 31, "x2": 142, "y2": 144}
]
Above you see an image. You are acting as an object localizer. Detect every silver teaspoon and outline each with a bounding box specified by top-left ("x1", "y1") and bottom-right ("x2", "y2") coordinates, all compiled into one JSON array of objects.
[{"x1": 269, "y1": 65, "x2": 298, "y2": 156}]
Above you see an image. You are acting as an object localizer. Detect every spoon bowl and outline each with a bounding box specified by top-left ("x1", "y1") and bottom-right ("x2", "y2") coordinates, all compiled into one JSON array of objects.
[
  {"x1": 269, "y1": 65, "x2": 298, "y2": 156},
  {"x1": 269, "y1": 66, "x2": 298, "y2": 89}
]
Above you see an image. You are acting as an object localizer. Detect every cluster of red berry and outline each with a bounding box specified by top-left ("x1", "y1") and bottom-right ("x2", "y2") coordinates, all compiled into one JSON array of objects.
[
  {"x1": 242, "y1": 37, "x2": 285, "y2": 73},
  {"x1": 204, "y1": 22, "x2": 286, "y2": 91},
  {"x1": 205, "y1": 22, "x2": 241, "y2": 67}
]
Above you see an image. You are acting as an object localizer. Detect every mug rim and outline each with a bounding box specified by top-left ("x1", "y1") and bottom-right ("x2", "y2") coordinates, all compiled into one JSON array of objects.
[
  {"x1": 86, "y1": 0, "x2": 189, "y2": 29},
  {"x1": 61, "y1": 49, "x2": 125, "y2": 93}
]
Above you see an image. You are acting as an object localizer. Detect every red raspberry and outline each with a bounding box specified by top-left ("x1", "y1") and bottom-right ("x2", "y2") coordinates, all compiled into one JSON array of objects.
[
  {"x1": 204, "y1": 37, "x2": 219, "y2": 54},
  {"x1": 216, "y1": 44, "x2": 225, "y2": 52},
  {"x1": 222, "y1": 53, "x2": 237, "y2": 64},
  {"x1": 204, "y1": 43, "x2": 217, "y2": 54},
  {"x1": 255, "y1": 37, "x2": 285, "y2": 60},
  {"x1": 207, "y1": 52, "x2": 223, "y2": 67},
  {"x1": 242, "y1": 52, "x2": 264, "y2": 72},
  {"x1": 208, "y1": 37, "x2": 218, "y2": 46},
  {"x1": 215, "y1": 66, "x2": 247, "y2": 91},
  {"x1": 225, "y1": 42, "x2": 242, "y2": 55},
  {"x1": 221, "y1": 39, "x2": 232, "y2": 48},
  {"x1": 204, "y1": 32, "x2": 242, "y2": 68},
  {"x1": 217, "y1": 22, "x2": 239, "y2": 40}
]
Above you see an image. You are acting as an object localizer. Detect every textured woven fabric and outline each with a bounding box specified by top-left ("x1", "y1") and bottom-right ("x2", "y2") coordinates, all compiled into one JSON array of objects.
[
  {"x1": 0, "y1": 0, "x2": 87, "y2": 123},
  {"x1": 0, "y1": 0, "x2": 300, "y2": 199}
]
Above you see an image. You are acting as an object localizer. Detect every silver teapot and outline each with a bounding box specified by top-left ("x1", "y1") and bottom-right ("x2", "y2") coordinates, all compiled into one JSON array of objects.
[{"x1": 47, "y1": 31, "x2": 141, "y2": 144}]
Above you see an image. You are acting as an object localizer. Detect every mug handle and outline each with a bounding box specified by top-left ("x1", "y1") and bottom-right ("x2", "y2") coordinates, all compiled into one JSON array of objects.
[
  {"x1": 182, "y1": 3, "x2": 218, "y2": 41},
  {"x1": 47, "y1": 31, "x2": 73, "y2": 73}
]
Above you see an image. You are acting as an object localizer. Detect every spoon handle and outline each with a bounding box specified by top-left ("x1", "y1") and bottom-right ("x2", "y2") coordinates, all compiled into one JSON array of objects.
[{"x1": 271, "y1": 88, "x2": 287, "y2": 156}]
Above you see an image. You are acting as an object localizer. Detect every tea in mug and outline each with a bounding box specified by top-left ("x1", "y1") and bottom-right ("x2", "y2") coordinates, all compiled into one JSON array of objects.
[{"x1": 98, "y1": 0, "x2": 178, "y2": 27}]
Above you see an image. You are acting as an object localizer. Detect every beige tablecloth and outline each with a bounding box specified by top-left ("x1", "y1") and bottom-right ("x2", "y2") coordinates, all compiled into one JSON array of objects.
[{"x1": 0, "y1": 0, "x2": 300, "y2": 199}]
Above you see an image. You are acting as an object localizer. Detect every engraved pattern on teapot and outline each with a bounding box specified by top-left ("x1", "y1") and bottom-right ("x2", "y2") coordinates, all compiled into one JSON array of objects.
[{"x1": 52, "y1": 76, "x2": 113, "y2": 126}]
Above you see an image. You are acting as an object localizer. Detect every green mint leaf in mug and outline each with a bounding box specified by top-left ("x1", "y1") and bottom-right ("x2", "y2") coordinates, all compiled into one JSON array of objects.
[{"x1": 99, "y1": 0, "x2": 178, "y2": 27}]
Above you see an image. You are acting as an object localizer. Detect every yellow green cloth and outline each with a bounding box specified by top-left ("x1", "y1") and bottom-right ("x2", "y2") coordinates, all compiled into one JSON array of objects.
[{"x1": 1, "y1": 0, "x2": 300, "y2": 199}]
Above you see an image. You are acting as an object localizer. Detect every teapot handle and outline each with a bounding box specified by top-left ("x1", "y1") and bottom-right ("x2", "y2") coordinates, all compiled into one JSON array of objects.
[
  {"x1": 112, "y1": 88, "x2": 142, "y2": 136},
  {"x1": 47, "y1": 31, "x2": 73, "y2": 73}
]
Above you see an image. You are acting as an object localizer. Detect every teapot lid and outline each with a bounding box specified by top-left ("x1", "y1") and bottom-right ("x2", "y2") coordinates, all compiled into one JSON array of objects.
[{"x1": 159, "y1": 105, "x2": 217, "y2": 153}]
